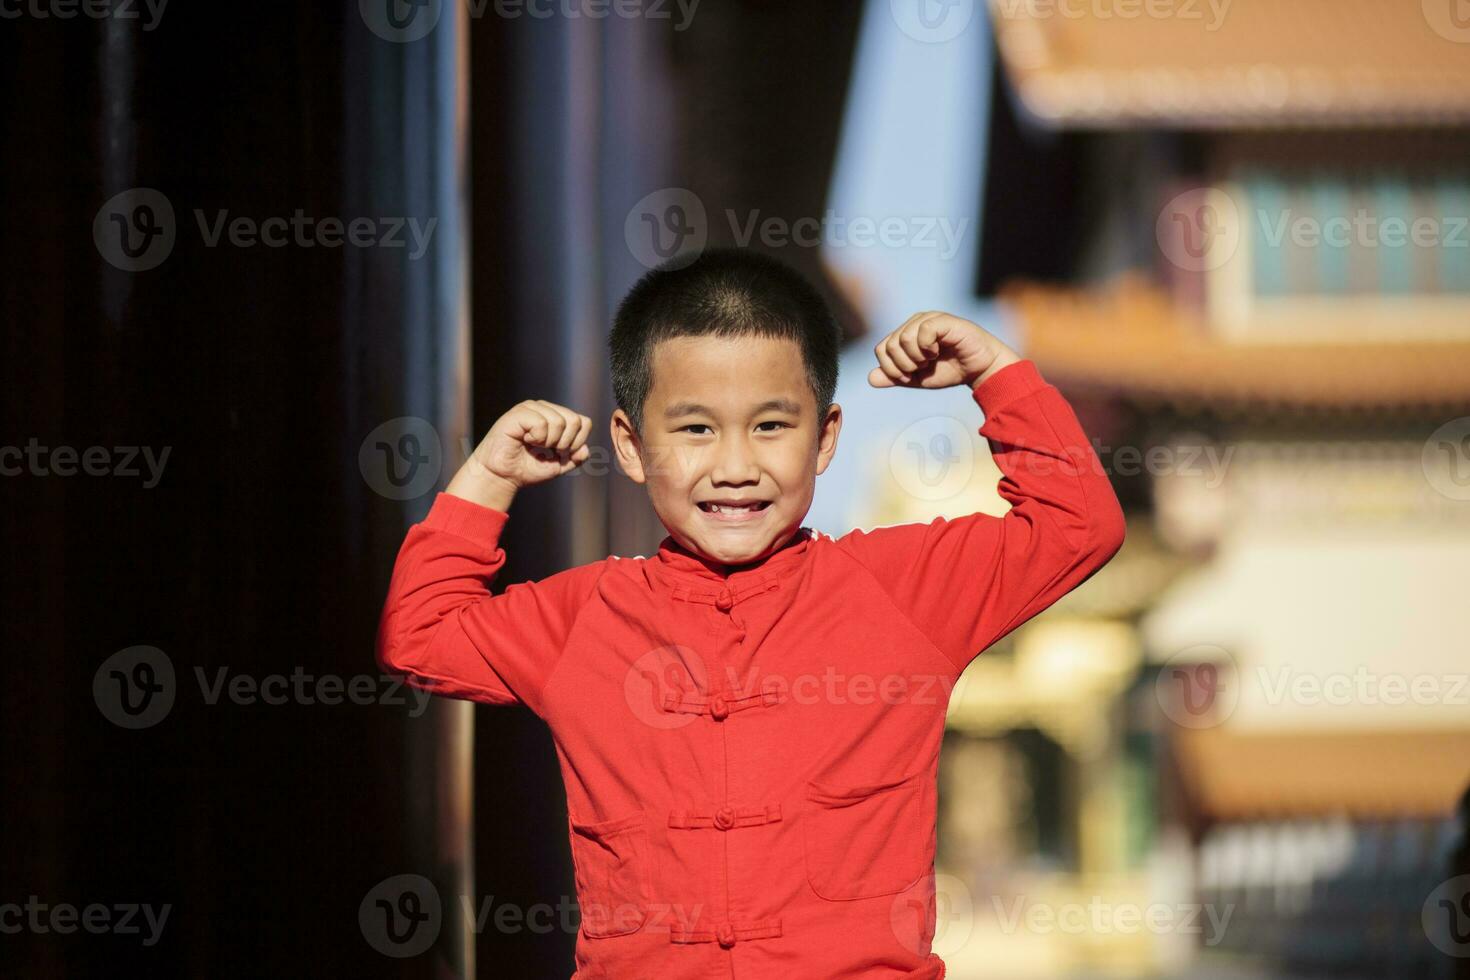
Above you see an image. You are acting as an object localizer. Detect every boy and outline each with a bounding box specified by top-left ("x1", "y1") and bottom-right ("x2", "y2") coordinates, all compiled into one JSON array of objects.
[{"x1": 376, "y1": 249, "x2": 1125, "y2": 978}]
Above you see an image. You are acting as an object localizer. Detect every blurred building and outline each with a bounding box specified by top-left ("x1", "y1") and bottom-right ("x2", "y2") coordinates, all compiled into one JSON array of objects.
[{"x1": 916, "y1": 2, "x2": 1470, "y2": 977}]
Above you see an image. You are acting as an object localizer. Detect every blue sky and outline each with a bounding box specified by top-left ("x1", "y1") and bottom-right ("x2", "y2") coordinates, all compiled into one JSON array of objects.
[{"x1": 807, "y1": 0, "x2": 1014, "y2": 534}]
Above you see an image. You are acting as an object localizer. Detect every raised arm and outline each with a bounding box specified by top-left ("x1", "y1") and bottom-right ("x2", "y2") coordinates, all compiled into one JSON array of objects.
[
  {"x1": 834, "y1": 313, "x2": 1125, "y2": 674},
  {"x1": 376, "y1": 400, "x2": 598, "y2": 714}
]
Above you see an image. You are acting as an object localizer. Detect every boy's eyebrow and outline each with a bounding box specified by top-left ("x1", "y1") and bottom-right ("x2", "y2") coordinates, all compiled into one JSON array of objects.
[{"x1": 663, "y1": 398, "x2": 803, "y2": 419}]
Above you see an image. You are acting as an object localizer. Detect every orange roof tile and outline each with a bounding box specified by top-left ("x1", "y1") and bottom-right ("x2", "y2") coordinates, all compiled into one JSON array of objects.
[
  {"x1": 1002, "y1": 275, "x2": 1470, "y2": 410},
  {"x1": 989, "y1": 0, "x2": 1470, "y2": 127},
  {"x1": 1171, "y1": 727, "x2": 1470, "y2": 820}
]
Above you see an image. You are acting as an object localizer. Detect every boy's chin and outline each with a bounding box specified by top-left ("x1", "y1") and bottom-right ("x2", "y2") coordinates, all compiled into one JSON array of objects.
[
  {"x1": 691, "y1": 537, "x2": 762, "y2": 565},
  {"x1": 680, "y1": 528, "x2": 774, "y2": 567}
]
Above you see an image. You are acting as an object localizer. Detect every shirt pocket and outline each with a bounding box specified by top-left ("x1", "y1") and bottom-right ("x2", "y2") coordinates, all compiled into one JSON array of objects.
[
  {"x1": 802, "y1": 770, "x2": 930, "y2": 901},
  {"x1": 568, "y1": 811, "x2": 653, "y2": 938}
]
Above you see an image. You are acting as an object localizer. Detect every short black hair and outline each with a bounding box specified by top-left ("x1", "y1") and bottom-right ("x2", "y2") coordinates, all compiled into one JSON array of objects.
[{"x1": 609, "y1": 248, "x2": 841, "y2": 436}]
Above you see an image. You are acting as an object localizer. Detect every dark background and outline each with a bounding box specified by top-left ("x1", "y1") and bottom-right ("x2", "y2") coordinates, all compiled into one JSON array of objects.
[{"x1": 0, "y1": 1, "x2": 866, "y2": 975}]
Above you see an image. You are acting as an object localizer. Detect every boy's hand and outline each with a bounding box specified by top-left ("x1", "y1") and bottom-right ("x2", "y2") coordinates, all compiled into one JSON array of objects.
[
  {"x1": 447, "y1": 400, "x2": 592, "y2": 512},
  {"x1": 867, "y1": 312, "x2": 1021, "y2": 390}
]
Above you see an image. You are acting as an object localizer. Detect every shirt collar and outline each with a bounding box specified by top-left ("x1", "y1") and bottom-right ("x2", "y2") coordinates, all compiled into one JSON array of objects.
[{"x1": 650, "y1": 527, "x2": 816, "y2": 603}]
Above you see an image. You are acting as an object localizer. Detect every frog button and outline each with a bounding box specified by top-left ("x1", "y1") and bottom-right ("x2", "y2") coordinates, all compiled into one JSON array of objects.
[
  {"x1": 709, "y1": 694, "x2": 729, "y2": 721},
  {"x1": 714, "y1": 806, "x2": 736, "y2": 830},
  {"x1": 714, "y1": 590, "x2": 733, "y2": 612},
  {"x1": 717, "y1": 923, "x2": 736, "y2": 948}
]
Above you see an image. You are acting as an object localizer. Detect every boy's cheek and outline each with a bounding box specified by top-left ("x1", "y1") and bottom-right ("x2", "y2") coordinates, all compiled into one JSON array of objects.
[{"x1": 661, "y1": 447, "x2": 711, "y2": 488}]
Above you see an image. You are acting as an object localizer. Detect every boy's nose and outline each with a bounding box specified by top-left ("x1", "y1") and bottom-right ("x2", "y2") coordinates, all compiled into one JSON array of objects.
[{"x1": 710, "y1": 434, "x2": 760, "y2": 486}]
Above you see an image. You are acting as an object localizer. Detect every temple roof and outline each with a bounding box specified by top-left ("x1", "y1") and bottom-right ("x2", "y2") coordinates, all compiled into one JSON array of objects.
[{"x1": 989, "y1": 0, "x2": 1470, "y2": 128}]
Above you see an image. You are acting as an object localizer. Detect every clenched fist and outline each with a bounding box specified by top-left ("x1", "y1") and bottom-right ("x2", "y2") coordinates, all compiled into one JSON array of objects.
[
  {"x1": 448, "y1": 399, "x2": 592, "y2": 512},
  {"x1": 867, "y1": 312, "x2": 1020, "y2": 390}
]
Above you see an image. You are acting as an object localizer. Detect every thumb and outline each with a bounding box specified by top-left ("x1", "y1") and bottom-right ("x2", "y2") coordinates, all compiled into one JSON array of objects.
[
  {"x1": 556, "y1": 444, "x2": 591, "y2": 475},
  {"x1": 867, "y1": 366, "x2": 896, "y2": 388}
]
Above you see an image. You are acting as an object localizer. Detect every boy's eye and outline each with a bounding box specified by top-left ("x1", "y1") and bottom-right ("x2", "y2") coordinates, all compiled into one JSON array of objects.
[{"x1": 680, "y1": 421, "x2": 788, "y2": 435}]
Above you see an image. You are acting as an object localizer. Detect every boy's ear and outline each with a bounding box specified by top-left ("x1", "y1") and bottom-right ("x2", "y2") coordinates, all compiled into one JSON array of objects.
[
  {"x1": 610, "y1": 409, "x2": 647, "y2": 484},
  {"x1": 815, "y1": 402, "x2": 842, "y2": 476}
]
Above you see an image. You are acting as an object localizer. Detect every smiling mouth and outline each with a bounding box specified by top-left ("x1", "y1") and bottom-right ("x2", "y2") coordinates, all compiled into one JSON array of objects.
[{"x1": 697, "y1": 500, "x2": 772, "y2": 520}]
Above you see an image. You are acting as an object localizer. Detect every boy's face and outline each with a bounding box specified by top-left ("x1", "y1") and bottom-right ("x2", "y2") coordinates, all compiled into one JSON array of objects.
[{"x1": 611, "y1": 333, "x2": 841, "y2": 569}]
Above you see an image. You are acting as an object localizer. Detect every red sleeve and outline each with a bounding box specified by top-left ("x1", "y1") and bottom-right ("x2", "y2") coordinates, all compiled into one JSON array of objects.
[
  {"x1": 376, "y1": 492, "x2": 603, "y2": 714},
  {"x1": 832, "y1": 359, "x2": 1125, "y2": 674}
]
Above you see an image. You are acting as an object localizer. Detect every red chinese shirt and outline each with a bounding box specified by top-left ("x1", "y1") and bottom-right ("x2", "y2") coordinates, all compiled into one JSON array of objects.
[{"x1": 377, "y1": 359, "x2": 1125, "y2": 979}]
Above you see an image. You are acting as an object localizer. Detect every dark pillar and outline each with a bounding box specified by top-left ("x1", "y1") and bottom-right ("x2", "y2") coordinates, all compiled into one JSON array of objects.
[{"x1": 0, "y1": 3, "x2": 471, "y2": 975}]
